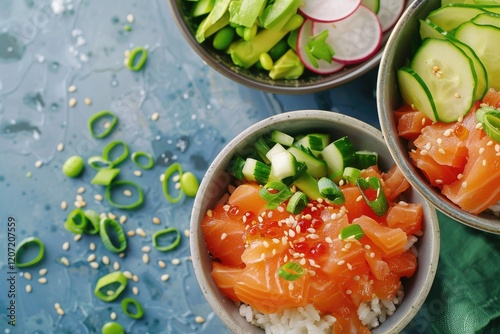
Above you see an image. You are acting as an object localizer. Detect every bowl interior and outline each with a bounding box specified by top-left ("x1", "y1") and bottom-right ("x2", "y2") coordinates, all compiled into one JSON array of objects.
[
  {"x1": 191, "y1": 110, "x2": 440, "y2": 333},
  {"x1": 377, "y1": 0, "x2": 500, "y2": 234},
  {"x1": 169, "y1": 1, "x2": 410, "y2": 94}
]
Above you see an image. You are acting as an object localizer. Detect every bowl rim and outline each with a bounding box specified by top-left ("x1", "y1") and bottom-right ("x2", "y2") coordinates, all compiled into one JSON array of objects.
[
  {"x1": 190, "y1": 109, "x2": 440, "y2": 333},
  {"x1": 167, "y1": 0, "x2": 407, "y2": 94},
  {"x1": 377, "y1": 0, "x2": 500, "y2": 234}
]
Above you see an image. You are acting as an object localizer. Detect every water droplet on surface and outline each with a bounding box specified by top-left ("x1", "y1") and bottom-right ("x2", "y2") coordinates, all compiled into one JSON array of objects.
[
  {"x1": 0, "y1": 32, "x2": 25, "y2": 61},
  {"x1": 49, "y1": 61, "x2": 60, "y2": 72}
]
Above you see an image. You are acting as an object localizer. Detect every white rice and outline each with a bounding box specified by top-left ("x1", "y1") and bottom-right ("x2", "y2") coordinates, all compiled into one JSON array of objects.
[
  {"x1": 487, "y1": 200, "x2": 500, "y2": 217},
  {"x1": 239, "y1": 287, "x2": 405, "y2": 334}
]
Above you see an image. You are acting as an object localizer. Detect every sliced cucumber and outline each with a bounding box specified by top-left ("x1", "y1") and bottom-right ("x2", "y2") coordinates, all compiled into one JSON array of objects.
[
  {"x1": 271, "y1": 130, "x2": 294, "y2": 147},
  {"x1": 471, "y1": 12, "x2": 500, "y2": 27},
  {"x1": 293, "y1": 172, "x2": 322, "y2": 201},
  {"x1": 270, "y1": 151, "x2": 297, "y2": 180},
  {"x1": 427, "y1": 4, "x2": 487, "y2": 31},
  {"x1": 453, "y1": 21, "x2": 500, "y2": 90},
  {"x1": 287, "y1": 146, "x2": 328, "y2": 178},
  {"x1": 320, "y1": 136, "x2": 356, "y2": 179},
  {"x1": 410, "y1": 38, "x2": 476, "y2": 123},
  {"x1": 397, "y1": 67, "x2": 439, "y2": 122},
  {"x1": 419, "y1": 19, "x2": 447, "y2": 40},
  {"x1": 242, "y1": 158, "x2": 271, "y2": 184},
  {"x1": 266, "y1": 143, "x2": 287, "y2": 161},
  {"x1": 355, "y1": 150, "x2": 378, "y2": 169}
]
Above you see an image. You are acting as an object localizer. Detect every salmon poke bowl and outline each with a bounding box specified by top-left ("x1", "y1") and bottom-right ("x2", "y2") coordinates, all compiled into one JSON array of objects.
[
  {"x1": 169, "y1": 0, "x2": 410, "y2": 94},
  {"x1": 190, "y1": 110, "x2": 440, "y2": 333},
  {"x1": 377, "y1": 0, "x2": 500, "y2": 233}
]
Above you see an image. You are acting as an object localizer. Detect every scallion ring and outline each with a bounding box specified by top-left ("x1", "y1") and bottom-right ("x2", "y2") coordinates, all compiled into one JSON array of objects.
[
  {"x1": 88, "y1": 156, "x2": 113, "y2": 170},
  {"x1": 103, "y1": 141, "x2": 129, "y2": 167},
  {"x1": 318, "y1": 177, "x2": 345, "y2": 204},
  {"x1": 483, "y1": 113, "x2": 500, "y2": 142},
  {"x1": 342, "y1": 167, "x2": 361, "y2": 185},
  {"x1": 94, "y1": 271, "x2": 128, "y2": 302},
  {"x1": 259, "y1": 181, "x2": 293, "y2": 209},
  {"x1": 15, "y1": 237, "x2": 45, "y2": 268},
  {"x1": 91, "y1": 168, "x2": 120, "y2": 186},
  {"x1": 121, "y1": 297, "x2": 144, "y2": 319},
  {"x1": 64, "y1": 208, "x2": 89, "y2": 234},
  {"x1": 105, "y1": 180, "x2": 144, "y2": 209},
  {"x1": 286, "y1": 191, "x2": 308, "y2": 214},
  {"x1": 99, "y1": 217, "x2": 127, "y2": 253},
  {"x1": 127, "y1": 46, "x2": 148, "y2": 71},
  {"x1": 88, "y1": 110, "x2": 118, "y2": 139},
  {"x1": 340, "y1": 223, "x2": 365, "y2": 240},
  {"x1": 152, "y1": 227, "x2": 181, "y2": 252},
  {"x1": 277, "y1": 262, "x2": 304, "y2": 281},
  {"x1": 131, "y1": 151, "x2": 154, "y2": 170},
  {"x1": 162, "y1": 163, "x2": 184, "y2": 204},
  {"x1": 356, "y1": 177, "x2": 389, "y2": 216},
  {"x1": 83, "y1": 209, "x2": 100, "y2": 235}
]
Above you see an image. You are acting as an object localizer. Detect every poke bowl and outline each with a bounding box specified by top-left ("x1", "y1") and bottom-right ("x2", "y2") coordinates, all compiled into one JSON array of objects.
[
  {"x1": 168, "y1": 0, "x2": 410, "y2": 94},
  {"x1": 190, "y1": 110, "x2": 440, "y2": 333},
  {"x1": 377, "y1": 0, "x2": 500, "y2": 234}
]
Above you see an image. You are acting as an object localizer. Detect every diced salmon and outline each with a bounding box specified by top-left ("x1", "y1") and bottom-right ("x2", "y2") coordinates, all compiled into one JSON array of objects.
[
  {"x1": 409, "y1": 149, "x2": 463, "y2": 187},
  {"x1": 385, "y1": 251, "x2": 417, "y2": 278},
  {"x1": 211, "y1": 262, "x2": 243, "y2": 302},
  {"x1": 227, "y1": 182, "x2": 269, "y2": 216},
  {"x1": 386, "y1": 202, "x2": 423, "y2": 236},
  {"x1": 396, "y1": 109, "x2": 433, "y2": 141},
  {"x1": 382, "y1": 164, "x2": 411, "y2": 202},
  {"x1": 354, "y1": 215, "x2": 407, "y2": 258}
]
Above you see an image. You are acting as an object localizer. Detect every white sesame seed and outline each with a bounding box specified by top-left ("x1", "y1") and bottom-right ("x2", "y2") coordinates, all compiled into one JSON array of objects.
[
  {"x1": 152, "y1": 217, "x2": 161, "y2": 224},
  {"x1": 90, "y1": 262, "x2": 99, "y2": 269},
  {"x1": 443, "y1": 129, "x2": 452, "y2": 137},
  {"x1": 132, "y1": 275, "x2": 140, "y2": 282},
  {"x1": 142, "y1": 245, "x2": 151, "y2": 253},
  {"x1": 38, "y1": 277, "x2": 47, "y2": 284},
  {"x1": 457, "y1": 173, "x2": 463, "y2": 180},
  {"x1": 136, "y1": 228, "x2": 146, "y2": 237},
  {"x1": 123, "y1": 271, "x2": 133, "y2": 279},
  {"x1": 68, "y1": 85, "x2": 77, "y2": 93},
  {"x1": 133, "y1": 170, "x2": 142, "y2": 177},
  {"x1": 110, "y1": 312, "x2": 117, "y2": 320},
  {"x1": 35, "y1": 160, "x2": 43, "y2": 168},
  {"x1": 113, "y1": 261, "x2": 120, "y2": 270},
  {"x1": 370, "y1": 252, "x2": 376, "y2": 258},
  {"x1": 102, "y1": 255, "x2": 110, "y2": 265},
  {"x1": 195, "y1": 316, "x2": 205, "y2": 324},
  {"x1": 462, "y1": 181, "x2": 467, "y2": 189},
  {"x1": 220, "y1": 233, "x2": 227, "y2": 240},
  {"x1": 337, "y1": 260, "x2": 345, "y2": 265},
  {"x1": 126, "y1": 13, "x2": 134, "y2": 23},
  {"x1": 56, "y1": 307, "x2": 65, "y2": 316},
  {"x1": 127, "y1": 230, "x2": 136, "y2": 237},
  {"x1": 62, "y1": 242, "x2": 70, "y2": 251},
  {"x1": 60, "y1": 257, "x2": 70, "y2": 266},
  {"x1": 454, "y1": 92, "x2": 461, "y2": 98},
  {"x1": 161, "y1": 274, "x2": 170, "y2": 281},
  {"x1": 26, "y1": 284, "x2": 32, "y2": 293},
  {"x1": 325, "y1": 237, "x2": 333, "y2": 244},
  {"x1": 435, "y1": 179, "x2": 443, "y2": 184},
  {"x1": 24, "y1": 272, "x2": 32, "y2": 280},
  {"x1": 87, "y1": 254, "x2": 96, "y2": 262},
  {"x1": 171, "y1": 258, "x2": 180, "y2": 265},
  {"x1": 151, "y1": 112, "x2": 159, "y2": 121},
  {"x1": 487, "y1": 141, "x2": 493, "y2": 147},
  {"x1": 160, "y1": 173, "x2": 165, "y2": 182},
  {"x1": 76, "y1": 195, "x2": 84, "y2": 202},
  {"x1": 356, "y1": 195, "x2": 363, "y2": 202},
  {"x1": 482, "y1": 159, "x2": 487, "y2": 166},
  {"x1": 184, "y1": 229, "x2": 190, "y2": 237},
  {"x1": 94, "y1": 194, "x2": 103, "y2": 201},
  {"x1": 364, "y1": 245, "x2": 371, "y2": 250},
  {"x1": 89, "y1": 242, "x2": 96, "y2": 251},
  {"x1": 61, "y1": 201, "x2": 68, "y2": 210},
  {"x1": 438, "y1": 148, "x2": 446, "y2": 154},
  {"x1": 346, "y1": 290, "x2": 352, "y2": 295},
  {"x1": 158, "y1": 260, "x2": 166, "y2": 268},
  {"x1": 68, "y1": 98, "x2": 77, "y2": 107},
  {"x1": 420, "y1": 149, "x2": 428, "y2": 156},
  {"x1": 132, "y1": 286, "x2": 139, "y2": 295},
  {"x1": 123, "y1": 189, "x2": 133, "y2": 197},
  {"x1": 84, "y1": 97, "x2": 92, "y2": 105},
  {"x1": 119, "y1": 215, "x2": 127, "y2": 224},
  {"x1": 57, "y1": 143, "x2": 64, "y2": 151}
]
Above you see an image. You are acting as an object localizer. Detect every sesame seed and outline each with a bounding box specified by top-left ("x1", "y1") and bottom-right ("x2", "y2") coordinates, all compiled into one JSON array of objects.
[
  {"x1": 57, "y1": 143, "x2": 64, "y2": 151},
  {"x1": 370, "y1": 252, "x2": 375, "y2": 258},
  {"x1": 277, "y1": 206, "x2": 284, "y2": 212},
  {"x1": 184, "y1": 229, "x2": 190, "y2": 237},
  {"x1": 26, "y1": 284, "x2": 32, "y2": 293},
  {"x1": 94, "y1": 194, "x2": 103, "y2": 201},
  {"x1": 62, "y1": 242, "x2": 70, "y2": 251},
  {"x1": 425, "y1": 142, "x2": 431, "y2": 150},
  {"x1": 458, "y1": 115, "x2": 464, "y2": 122},
  {"x1": 307, "y1": 233, "x2": 319, "y2": 240},
  {"x1": 288, "y1": 229, "x2": 296, "y2": 238},
  {"x1": 133, "y1": 170, "x2": 142, "y2": 177},
  {"x1": 364, "y1": 245, "x2": 371, "y2": 250},
  {"x1": 443, "y1": 129, "x2": 452, "y2": 137},
  {"x1": 495, "y1": 144, "x2": 500, "y2": 152},
  {"x1": 119, "y1": 215, "x2": 127, "y2": 224},
  {"x1": 325, "y1": 237, "x2": 333, "y2": 244},
  {"x1": 171, "y1": 258, "x2": 180, "y2": 265},
  {"x1": 35, "y1": 160, "x2": 43, "y2": 168},
  {"x1": 151, "y1": 112, "x2": 159, "y2": 121},
  {"x1": 158, "y1": 260, "x2": 166, "y2": 268},
  {"x1": 142, "y1": 245, "x2": 151, "y2": 253},
  {"x1": 160, "y1": 174, "x2": 165, "y2": 182},
  {"x1": 113, "y1": 261, "x2": 120, "y2": 270},
  {"x1": 356, "y1": 195, "x2": 363, "y2": 202},
  {"x1": 76, "y1": 195, "x2": 84, "y2": 202},
  {"x1": 24, "y1": 272, "x2": 32, "y2": 280},
  {"x1": 454, "y1": 92, "x2": 461, "y2": 98},
  {"x1": 87, "y1": 254, "x2": 96, "y2": 262},
  {"x1": 354, "y1": 275, "x2": 360, "y2": 281},
  {"x1": 136, "y1": 228, "x2": 146, "y2": 237},
  {"x1": 89, "y1": 242, "x2": 96, "y2": 251},
  {"x1": 438, "y1": 148, "x2": 446, "y2": 154},
  {"x1": 101, "y1": 255, "x2": 110, "y2": 265},
  {"x1": 435, "y1": 179, "x2": 443, "y2": 184},
  {"x1": 195, "y1": 316, "x2": 205, "y2": 324},
  {"x1": 68, "y1": 85, "x2": 77, "y2": 93},
  {"x1": 421, "y1": 118, "x2": 426, "y2": 126},
  {"x1": 263, "y1": 241, "x2": 270, "y2": 248},
  {"x1": 123, "y1": 189, "x2": 133, "y2": 197},
  {"x1": 60, "y1": 257, "x2": 70, "y2": 266},
  {"x1": 110, "y1": 312, "x2": 117, "y2": 320},
  {"x1": 346, "y1": 290, "x2": 352, "y2": 295},
  {"x1": 132, "y1": 286, "x2": 139, "y2": 295},
  {"x1": 482, "y1": 159, "x2": 486, "y2": 166},
  {"x1": 38, "y1": 277, "x2": 47, "y2": 284},
  {"x1": 337, "y1": 260, "x2": 345, "y2": 265},
  {"x1": 344, "y1": 243, "x2": 352, "y2": 249},
  {"x1": 68, "y1": 98, "x2": 77, "y2": 107},
  {"x1": 299, "y1": 258, "x2": 306, "y2": 265},
  {"x1": 487, "y1": 140, "x2": 493, "y2": 147},
  {"x1": 56, "y1": 307, "x2": 65, "y2": 316},
  {"x1": 161, "y1": 274, "x2": 170, "y2": 281},
  {"x1": 90, "y1": 262, "x2": 99, "y2": 269},
  {"x1": 152, "y1": 217, "x2": 161, "y2": 224},
  {"x1": 457, "y1": 173, "x2": 463, "y2": 180},
  {"x1": 462, "y1": 181, "x2": 467, "y2": 189},
  {"x1": 420, "y1": 149, "x2": 428, "y2": 156},
  {"x1": 220, "y1": 233, "x2": 227, "y2": 240},
  {"x1": 127, "y1": 230, "x2": 136, "y2": 237},
  {"x1": 475, "y1": 122, "x2": 483, "y2": 130},
  {"x1": 84, "y1": 97, "x2": 92, "y2": 105},
  {"x1": 61, "y1": 201, "x2": 68, "y2": 210}
]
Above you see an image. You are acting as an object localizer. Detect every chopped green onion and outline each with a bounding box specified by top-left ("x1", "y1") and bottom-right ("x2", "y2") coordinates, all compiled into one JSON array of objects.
[
  {"x1": 483, "y1": 113, "x2": 500, "y2": 142},
  {"x1": 259, "y1": 181, "x2": 293, "y2": 209},
  {"x1": 286, "y1": 191, "x2": 308, "y2": 214},
  {"x1": 91, "y1": 168, "x2": 120, "y2": 186},
  {"x1": 162, "y1": 163, "x2": 184, "y2": 203},
  {"x1": 64, "y1": 208, "x2": 89, "y2": 234},
  {"x1": 131, "y1": 151, "x2": 154, "y2": 169},
  {"x1": 121, "y1": 297, "x2": 144, "y2": 319},
  {"x1": 180, "y1": 172, "x2": 199, "y2": 197},
  {"x1": 83, "y1": 209, "x2": 100, "y2": 235},
  {"x1": 152, "y1": 227, "x2": 181, "y2": 252},
  {"x1": 88, "y1": 156, "x2": 114, "y2": 170},
  {"x1": 340, "y1": 224, "x2": 365, "y2": 240},
  {"x1": 15, "y1": 237, "x2": 45, "y2": 268},
  {"x1": 127, "y1": 46, "x2": 148, "y2": 71},
  {"x1": 105, "y1": 180, "x2": 144, "y2": 209},
  {"x1": 253, "y1": 137, "x2": 271, "y2": 164},
  {"x1": 102, "y1": 322, "x2": 125, "y2": 334},
  {"x1": 342, "y1": 167, "x2": 361, "y2": 185},
  {"x1": 277, "y1": 262, "x2": 304, "y2": 281},
  {"x1": 62, "y1": 155, "x2": 84, "y2": 177},
  {"x1": 227, "y1": 156, "x2": 246, "y2": 180},
  {"x1": 88, "y1": 110, "x2": 118, "y2": 139},
  {"x1": 356, "y1": 177, "x2": 389, "y2": 216},
  {"x1": 94, "y1": 271, "x2": 128, "y2": 302},
  {"x1": 318, "y1": 177, "x2": 345, "y2": 204},
  {"x1": 103, "y1": 141, "x2": 129, "y2": 167},
  {"x1": 99, "y1": 218, "x2": 127, "y2": 253}
]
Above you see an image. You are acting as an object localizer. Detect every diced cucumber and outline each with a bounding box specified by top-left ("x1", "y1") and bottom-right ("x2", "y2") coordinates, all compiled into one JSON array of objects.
[
  {"x1": 253, "y1": 137, "x2": 271, "y2": 164},
  {"x1": 242, "y1": 158, "x2": 270, "y2": 184},
  {"x1": 410, "y1": 38, "x2": 476, "y2": 123},
  {"x1": 293, "y1": 172, "x2": 322, "y2": 201},
  {"x1": 320, "y1": 136, "x2": 356, "y2": 180},
  {"x1": 227, "y1": 156, "x2": 246, "y2": 180},
  {"x1": 453, "y1": 21, "x2": 500, "y2": 90},
  {"x1": 355, "y1": 150, "x2": 378, "y2": 169},
  {"x1": 427, "y1": 4, "x2": 487, "y2": 31},
  {"x1": 266, "y1": 143, "x2": 287, "y2": 161},
  {"x1": 287, "y1": 146, "x2": 327, "y2": 178},
  {"x1": 270, "y1": 151, "x2": 297, "y2": 180},
  {"x1": 397, "y1": 67, "x2": 438, "y2": 121},
  {"x1": 271, "y1": 130, "x2": 294, "y2": 146},
  {"x1": 297, "y1": 133, "x2": 330, "y2": 156}
]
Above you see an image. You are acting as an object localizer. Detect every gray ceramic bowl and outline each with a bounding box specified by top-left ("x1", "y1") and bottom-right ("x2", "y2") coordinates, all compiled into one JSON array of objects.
[
  {"x1": 377, "y1": 0, "x2": 500, "y2": 234},
  {"x1": 190, "y1": 110, "x2": 440, "y2": 333},
  {"x1": 168, "y1": 1, "x2": 410, "y2": 94}
]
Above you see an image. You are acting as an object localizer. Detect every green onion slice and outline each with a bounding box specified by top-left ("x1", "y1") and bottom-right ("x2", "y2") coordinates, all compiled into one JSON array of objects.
[
  {"x1": 64, "y1": 208, "x2": 89, "y2": 234},
  {"x1": 94, "y1": 271, "x2": 128, "y2": 302},
  {"x1": 83, "y1": 209, "x2": 101, "y2": 235},
  {"x1": 356, "y1": 177, "x2": 389, "y2": 216},
  {"x1": 121, "y1": 297, "x2": 144, "y2": 319},
  {"x1": 162, "y1": 163, "x2": 184, "y2": 204},
  {"x1": 152, "y1": 227, "x2": 181, "y2": 252},
  {"x1": 15, "y1": 237, "x2": 45, "y2": 268},
  {"x1": 318, "y1": 177, "x2": 345, "y2": 204},
  {"x1": 91, "y1": 168, "x2": 120, "y2": 186},
  {"x1": 277, "y1": 262, "x2": 305, "y2": 281},
  {"x1": 131, "y1": 151, "x2": 154, "y2": 169},
  {"x1": 88, "y1": 156, "x2": 113, "y2": 170},
  {"x1": 103, "y1": 141, "x2": 129, "y2": 167},
  {"x1": 99, "y1": 218, "x2": 127, "y2": 253},
  {"x1": 259, "y1": 181, "x2": 293, "y2": 209},
  {"x1": 88, "y1": 110, "x2": 118, "y2": 139},
  {"x1": 483, "y1": 113, "x2": 500, "y2": 142},
  {"x1": 342, "y1": 167, "x2": 361, "y2": 185},
  {"x1": 127, "y1": 46, "x2": 148, "y2": 71},
  {"x1": 340, "y1": 223, "x2": 365, "y2": 240},
  {"x1": 286, "y1": 191, "x2": 308, "y2": 214},
  {"x1": 105, "y1": 180, "x2": 144, "y2": 209}
]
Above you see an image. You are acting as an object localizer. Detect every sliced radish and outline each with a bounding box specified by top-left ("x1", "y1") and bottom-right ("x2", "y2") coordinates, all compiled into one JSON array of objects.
[
  {"x1": 296, "y1": 19, "x2": 345, "y2": 75},
  {"x1": 299, "y1": 0, "x2": 361, "y2": 23},
  {"x1": 313, "y1": 5, "x2": 382, "y2": 65},
  {"x1": 377, "y1": 0, "x2": 406, "y2": 32}
]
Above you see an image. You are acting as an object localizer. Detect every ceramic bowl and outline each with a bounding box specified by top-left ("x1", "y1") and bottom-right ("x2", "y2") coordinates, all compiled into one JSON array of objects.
[
  {"x1": 377, "y1": 0, "x2": 500, "y2": 234},
  {"x1": 190, "y1": 110, "x2": 440, "y2": 333},
  {"x1": 168, "y1": 1, "x2": 410, "y2": 94}
]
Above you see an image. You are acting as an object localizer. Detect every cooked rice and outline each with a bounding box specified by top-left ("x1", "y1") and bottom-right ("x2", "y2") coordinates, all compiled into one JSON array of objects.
[{"x1": 487, "y1": 201, "x2": 500, "y2": 217}]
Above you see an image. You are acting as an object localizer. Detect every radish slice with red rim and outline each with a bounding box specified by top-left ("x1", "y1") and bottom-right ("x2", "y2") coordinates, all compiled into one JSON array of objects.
[
  {"x1": 377, "y1": 0, "x2": 406, "y2": 32},
  {"x1": 299, "y1": 0, "x2": 361, "y2": 23},
  {"x1": 313, "y1": 5, "x2": 382, "y2": 65},
  {"x1": 296, "y1": 19, "x2": 345, "y2": 75}
]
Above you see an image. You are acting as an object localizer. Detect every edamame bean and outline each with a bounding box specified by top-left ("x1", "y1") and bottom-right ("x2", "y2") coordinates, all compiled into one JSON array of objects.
[
  {"x1": 235, "y1": 26, "x2": 245, "y2": 38},
  {"x1": 213, "y1": 26, "x2": 235, "y2": 50},
  {"x1": 269, "y1": 39, "x2": 289, "y2": 60},
  {"x1": 180, "y1": 172, "x2": 199, "y2": 197},
  {"x1": 259, "y1": 53, "x2": 273, "y2": 71},
  {"x1": 243, "y1": 24, "x2": 258, "y2": 42},
  {"x1": 62, "y1": 155, "x2": 84, "y2": 178},
  {"x1": 284, "y1": 14, "x2": 305, "y2": 32},
  {"x1": 102, "y1": 322, "x2": 125, "y2": 334}
]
